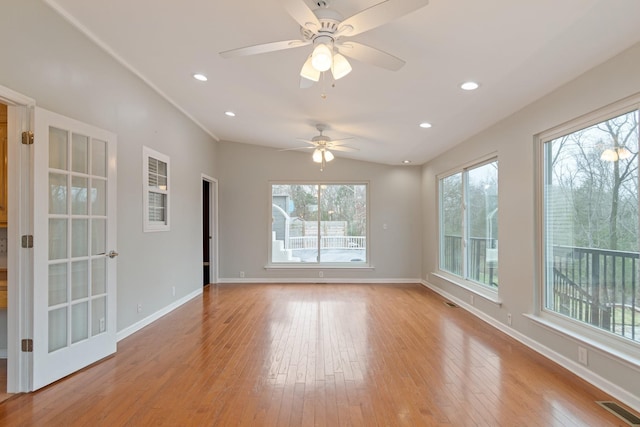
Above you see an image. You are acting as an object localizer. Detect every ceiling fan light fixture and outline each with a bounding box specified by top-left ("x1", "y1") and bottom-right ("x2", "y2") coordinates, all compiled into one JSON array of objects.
[
  {"x1": 331, "y1": 53, "x2": 352, "y2": 80},
  {"x1": 312, "y1": 148, "x2": 323, "y2": 163},
  {"x1": 300, "y1": 56, "x2": 321, "y2": 82},
  {"x1": 324, "y1": 149, "x2": 335, "y2": 162},
  {"x1": 311, "y1": 42, "x2": 333, "y2": 72}
]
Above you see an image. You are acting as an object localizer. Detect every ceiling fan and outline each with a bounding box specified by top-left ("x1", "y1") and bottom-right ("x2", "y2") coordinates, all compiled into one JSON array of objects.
[
  {"x1": 220, "y1": 0, "x2": 429, "y2": 87},
  {"x1": 280, "y1": 124, "x2": 359, "y2": 170}
]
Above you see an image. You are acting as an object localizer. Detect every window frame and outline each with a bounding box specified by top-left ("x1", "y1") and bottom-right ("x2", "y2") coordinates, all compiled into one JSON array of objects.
[
  {"x1": 266, "y1": 181, "x2": 371, "y2": 269},
  {"x1": 142, "y1": 146, "x2": 170, "y2": 232},
  {"x1": 436, "y1": 154, "x2": 499, "y2": 300},
  {"x1": 534, "y1": 93, "x2": 640, "y2": 363}
]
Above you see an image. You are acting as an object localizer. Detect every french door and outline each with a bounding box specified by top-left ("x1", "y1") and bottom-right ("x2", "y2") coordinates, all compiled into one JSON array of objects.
[{"x1": 32, "y1": 107, "x2": 117, "y2": 390}]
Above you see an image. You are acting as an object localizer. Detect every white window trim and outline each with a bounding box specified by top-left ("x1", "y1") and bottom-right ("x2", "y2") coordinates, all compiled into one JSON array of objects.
[
  {"x1": 534, "y1": 92, "x2": 640, "y2": 360},
  {"x1": 142, "y1": 146, "x2": 170, "y2": 232},
  {"x1": 436, "y1": 153, "x2": 499, "y2": 296},
  {"x1": 267, "y1": 181, "x2": 371, "y2": 268}
]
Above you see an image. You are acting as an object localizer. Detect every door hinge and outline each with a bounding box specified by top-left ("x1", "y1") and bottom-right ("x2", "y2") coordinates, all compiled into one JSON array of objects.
[
  {"x1": 21, "y1": 131, "x2": 34, "y2": 145},
  {"x1": 21, "y1": 235, "x2": 33, "y2": 248},
  {"x1": 21, "y1": 339, "x2": 33, "y2": 352}
]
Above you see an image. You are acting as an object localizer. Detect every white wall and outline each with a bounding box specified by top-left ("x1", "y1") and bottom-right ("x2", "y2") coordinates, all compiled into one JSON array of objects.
[
  {"x1": 218, "y1": 141, "x2": 422, "y2": 282},
  {"x1": 0, "y1": 0, "x2": 218, "y2": 332},
  {"x1": 422, "y1": 42, "x2": 640, "y2": 408}
]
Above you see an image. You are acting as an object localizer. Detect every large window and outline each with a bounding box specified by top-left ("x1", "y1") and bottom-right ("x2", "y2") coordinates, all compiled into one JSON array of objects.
[
  {"x1": 270, "y1": 183, "x2": 368, "y2": 265},
  {"x1": 542, "y1": 106, "x2": 639, "y2": 345},
  {"x1": 439, "y1": 159, "x2": 498, "y2": 290}
]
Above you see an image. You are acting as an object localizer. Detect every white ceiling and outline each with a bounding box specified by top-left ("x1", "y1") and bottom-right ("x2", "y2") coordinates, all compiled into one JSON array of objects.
[{"x1": 44, "y1": 0, "x2": 640, "y2": 165}]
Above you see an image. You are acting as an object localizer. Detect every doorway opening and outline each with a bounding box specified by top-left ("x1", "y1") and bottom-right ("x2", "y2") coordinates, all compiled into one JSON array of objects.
[
  {"x1": 203, "y1": 180, "x2": 210, "y2": 285},
  {"x1": 202, "y1": 176, "x2": 217, "y2": 286}
]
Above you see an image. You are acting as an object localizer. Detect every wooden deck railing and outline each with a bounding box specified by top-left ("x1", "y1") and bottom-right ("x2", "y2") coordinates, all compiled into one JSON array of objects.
[{"x1": 288, "y1": 235, "x2": 366, "y2": 250}]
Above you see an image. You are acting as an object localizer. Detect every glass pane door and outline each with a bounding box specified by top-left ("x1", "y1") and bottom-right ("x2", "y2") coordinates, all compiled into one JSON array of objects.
[
  {"x1": 33, "y1": 107, "x2": 117, "y2": 391},
  {"x1": 47, "y1": 128, "x2": 108, "y2": 352}
]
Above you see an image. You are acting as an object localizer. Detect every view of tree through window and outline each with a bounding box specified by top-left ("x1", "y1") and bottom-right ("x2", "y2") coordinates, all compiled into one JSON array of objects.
[
  {"x1": 439, "y1": 160, "x2": 498, "y2": 289},
  {"x1": 271, "y1": 183, "x2": 367, "y2": 264},
  {"x1": 543, "y1": 109, "x2": 640, "y2": 343}
]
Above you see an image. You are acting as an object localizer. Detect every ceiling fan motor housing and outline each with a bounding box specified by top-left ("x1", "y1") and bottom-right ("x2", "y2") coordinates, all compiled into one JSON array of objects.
[{"x1": 300, "y1": 7, "x2": 343, "y2": 41}]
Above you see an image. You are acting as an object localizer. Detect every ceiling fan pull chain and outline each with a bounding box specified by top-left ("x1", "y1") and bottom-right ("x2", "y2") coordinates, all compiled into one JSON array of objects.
[{"x1": 320, "y1": 71, "x2": 327, "y2": 99}]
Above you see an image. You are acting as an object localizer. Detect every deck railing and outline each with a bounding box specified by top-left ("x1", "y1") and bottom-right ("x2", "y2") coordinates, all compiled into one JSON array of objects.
[
  {"x1": 288, "y1": 236, "x2": 366, "y2": 250},
  {"x1": 441, "y1": 235, "x2": 498, "y2": 287},
  {"x1": 442, "y1": 236, "x2": 639, "y2": 342},
  {"x1": 551, "y1": 245, "x2": 639, "y2": 341}
]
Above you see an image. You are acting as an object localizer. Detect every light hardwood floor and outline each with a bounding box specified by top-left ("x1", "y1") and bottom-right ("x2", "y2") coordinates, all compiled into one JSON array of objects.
[{"x1": 0, "y1": 283, "x2": 633, "y2": 426}]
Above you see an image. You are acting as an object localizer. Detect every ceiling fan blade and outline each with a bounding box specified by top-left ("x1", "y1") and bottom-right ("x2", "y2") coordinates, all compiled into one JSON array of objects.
[
  {"x1": 220, "y1": 39, "x2": 309, "y2": 58},
  {"x1": 300, "y1": 77, "x2": 315, "y2": 89},
  {"x1": 338, "y1": 41, "x2": 405, "y2": 71},
  {"x1": 283, "y1": 0, "x2": 321, "y2": 32},
  {"x1": 295, "y1": 138, "x2": 318, "y2": 146},
  {"x1": 329, "y1": 137, "x2": 355, "y2": 146},
  {"x1": 278, "y1": 146, "x2": 315, "y2": 152},
  {"x1": 329, "y1": 145, "x2": 359, "y2": 152},
  {"x1": 338, "y1": 0, "x2": 429, "y2": 37}
]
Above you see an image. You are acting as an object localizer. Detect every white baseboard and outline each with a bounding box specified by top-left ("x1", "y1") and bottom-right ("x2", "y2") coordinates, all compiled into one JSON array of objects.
[
  {"x1": 420, "y1": 280, "x2": 640, "y2": 413},
  {"x1": 218, "y1": 277, "x2": 421, "y2": 284},
  {"x1": 116, "y1": 287, "x2": 203, "y2": 342},
  {"x1": 0, "y1": 348, "x2": 6, "y2": 359}
]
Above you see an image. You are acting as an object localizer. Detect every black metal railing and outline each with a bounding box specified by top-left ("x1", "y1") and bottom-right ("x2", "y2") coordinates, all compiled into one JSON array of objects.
[
  {"x1": 551, "y1": 245, "x2": 639, "y2": 341},
  {"x1": 441, "y1": 235, "x2": 498, "y2": 288},
  {"x1": 441, "y1": 236, "x2": 639, "y2": 342}
]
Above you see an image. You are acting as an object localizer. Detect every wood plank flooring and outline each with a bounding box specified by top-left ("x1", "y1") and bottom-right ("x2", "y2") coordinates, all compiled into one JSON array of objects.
[{"x1": 0, "y1": 283, "x2": 632, "y2": 426}]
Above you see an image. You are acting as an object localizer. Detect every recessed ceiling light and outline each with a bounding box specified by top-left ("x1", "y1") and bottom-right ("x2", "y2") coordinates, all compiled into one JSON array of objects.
[
  {"x1": 193, "y1": 73, "x2": 208, "y2": 82},
  {"x1": 419, "y1": 122, "x2": 432, "y2": 129},
  {"x1": 402, "y1": 160, "x2": 411, "y2": 164},
  {"x1": 460, "y1": 81, "x2": 479, "y2": 91},
  {"x1": 225, "y1": 111, "x2": 236, "y2": 117}
]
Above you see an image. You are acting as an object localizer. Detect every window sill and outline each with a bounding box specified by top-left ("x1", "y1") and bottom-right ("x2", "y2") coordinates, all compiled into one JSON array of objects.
[
  {"x1": 265, "y1": 263, "x2": 374, "y2": 270},
  {"x1": 431, "y1": 272, "x2": 502, "y2": 306},
  {"x1": 524, "y1": 313, "x2": 640, "y2": 372}
]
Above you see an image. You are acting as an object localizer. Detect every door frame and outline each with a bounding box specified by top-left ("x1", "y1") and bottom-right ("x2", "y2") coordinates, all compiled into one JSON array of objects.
[
  {"x1": 201, "y1": 175, "x2": 218, "y2": 285},
  {"x1": 0, "y1": 85, "x2": 35, "y2": 393}
]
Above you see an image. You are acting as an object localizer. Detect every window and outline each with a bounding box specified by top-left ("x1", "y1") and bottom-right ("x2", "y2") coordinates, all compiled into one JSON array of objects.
[
  {"x1": 143, "y1": 146, "x2": 170, "y2": 232},
  {"x1": 439, "y1": 159, "x2": 498, "y2": 290},
  {"x1": 542, "y1": 105, "x2": 639, "y2": 345},
  {"x1": 270, "y1": 183, "x2": 368, "y2": 265}
]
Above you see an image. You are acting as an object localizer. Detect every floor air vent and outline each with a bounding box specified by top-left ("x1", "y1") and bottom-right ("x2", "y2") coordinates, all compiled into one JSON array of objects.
[
  {"x1": 597, "y1": 401, "x2": 640, "y2": 426},
  {"x1": 444, "y1": 301, "x2": 458, "y2": 308}
]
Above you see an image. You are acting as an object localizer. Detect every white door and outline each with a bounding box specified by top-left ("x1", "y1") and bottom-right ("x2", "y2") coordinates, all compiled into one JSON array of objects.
[{"x1": 32, "y1": 107, "x2": 117, "y2": 390}]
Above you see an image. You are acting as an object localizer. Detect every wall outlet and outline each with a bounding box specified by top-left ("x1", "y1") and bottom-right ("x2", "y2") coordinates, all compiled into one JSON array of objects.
[
  {"x1": 319, "y1": 271, "x2": 324, "y2": 278},
  {"x1": 172, "y1": 286, "x2": 176, "y2": 297},
  {"x1": 470, "y1": 295, "x2": 474, "y2": 305},
  {"x1": 507, "y1": 313, "x2": 512, "y2": 326},
  {"x1": 240, "y1": 271, "x2": 245, "y2": 278},
  {"x1": 137, "y1": 304, "x2": 142, "y2": 314},
  {"x1": 578, "y1": 346, "x2": 588, "y2": 365}
]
